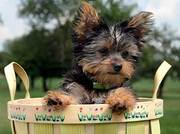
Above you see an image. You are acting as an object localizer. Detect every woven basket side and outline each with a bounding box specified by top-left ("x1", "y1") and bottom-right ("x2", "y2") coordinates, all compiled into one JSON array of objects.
[
  {"x1": 12, "y1": 120, "x2": 160, "y2": 134},
  {"x1": 127, "y1": 121, "x2": 149, "y2": 134},
  {"x1": 29, "y1": 123, "x2": 53, "y2": 134},
  {"x1": 14, "y1": 122, "x2": 28, "y2": 134},
  {"x1": 150, "y1": 119, "x2": 160, "y2": 134}
]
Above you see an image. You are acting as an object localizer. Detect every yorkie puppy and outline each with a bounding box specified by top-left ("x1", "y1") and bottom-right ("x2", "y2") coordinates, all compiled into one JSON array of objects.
[{"x1": 44, "y1": 2, "x2": 153, "y2": 112}]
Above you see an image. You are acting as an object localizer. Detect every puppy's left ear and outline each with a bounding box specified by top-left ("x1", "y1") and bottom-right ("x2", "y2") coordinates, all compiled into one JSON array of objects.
[
  {"x1": 125, "y1": 11, "x2": 153, "y2": 39},
  {"x1": 73, "y1": 2, "x2": 100, "y2": 41}
]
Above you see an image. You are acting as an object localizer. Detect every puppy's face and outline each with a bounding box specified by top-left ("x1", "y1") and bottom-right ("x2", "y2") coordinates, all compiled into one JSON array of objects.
[{"x1": 73, "y1": 2, "x2": 153, "y2": 85}]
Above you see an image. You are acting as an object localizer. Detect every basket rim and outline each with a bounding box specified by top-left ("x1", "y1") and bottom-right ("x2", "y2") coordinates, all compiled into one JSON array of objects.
[{"x1": 7, "y1": 97, "x2": 163, "y2": 106}]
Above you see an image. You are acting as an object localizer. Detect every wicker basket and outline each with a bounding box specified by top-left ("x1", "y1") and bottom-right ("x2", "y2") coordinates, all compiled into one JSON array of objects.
[{"x1": 4, "y1": 61, "x2": 171, "y2": 134}]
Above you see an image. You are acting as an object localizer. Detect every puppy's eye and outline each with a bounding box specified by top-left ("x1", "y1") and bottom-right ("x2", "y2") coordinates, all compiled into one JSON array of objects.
[
  {"x1": 121, "y1": 51, "x2": 129, "y2": 59},
  {"x1": 98, "y1": 48, "x2": 109, "y2": 56}
]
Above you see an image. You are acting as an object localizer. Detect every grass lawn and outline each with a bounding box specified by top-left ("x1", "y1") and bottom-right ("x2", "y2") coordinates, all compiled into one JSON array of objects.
[{"x1": 0, "y1": 75, "x2": 179, "y2": 134}]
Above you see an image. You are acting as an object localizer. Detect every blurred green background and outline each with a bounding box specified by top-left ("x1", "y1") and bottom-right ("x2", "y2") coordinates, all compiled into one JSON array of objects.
[{"x1": 0, "y1": 0, "x2": 180, "y2": 133}]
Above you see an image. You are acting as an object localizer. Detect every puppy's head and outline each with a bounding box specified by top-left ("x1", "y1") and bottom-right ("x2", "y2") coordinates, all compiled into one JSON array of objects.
[{"x1": 73, "y1": 2, "x2": 153, "y2": 85}]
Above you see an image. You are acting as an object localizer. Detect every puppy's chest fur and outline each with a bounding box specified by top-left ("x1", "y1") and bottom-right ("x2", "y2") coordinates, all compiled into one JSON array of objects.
[{"x1": 62, "y1": 69, "x2": 127, "y2": 104}]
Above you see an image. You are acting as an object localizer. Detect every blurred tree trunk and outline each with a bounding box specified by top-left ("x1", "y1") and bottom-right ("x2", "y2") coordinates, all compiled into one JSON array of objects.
[
  {"x1": 16, "y1": 77, "x2": 21, "y2": 91},
  {"x1": 30, "y1": 76, "x2": 35, "y2": 90},
  {"x1": 157, "y1": 76, "x2": 167, "y2": 98},
  {"x1": 58, "y1": 28, "x2": 64, "y2": 62},
  {"x1": 42, "y1": 77, "x2": 48, "y2": 92}
]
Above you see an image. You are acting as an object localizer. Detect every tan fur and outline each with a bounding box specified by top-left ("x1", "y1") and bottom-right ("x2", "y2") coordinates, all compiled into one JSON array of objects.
[
  {"x1": 82, "y1": 59, "x2": 134, "y2": 85},
  {"x1": 44, "y1": 91, "x2": 77, "y2": 110},
  {"x1": 128, "y1": 11, "x2": 153, "y2": 38},
  {"x1": 121, "y1": 61, "x2": 135, "y2": 79},
  {"x1": 105, "y1": 87, "x2": 136, "y2": 111},
  {"x1": 74, "y1": 2, "x2": 100, "y2": 40}
]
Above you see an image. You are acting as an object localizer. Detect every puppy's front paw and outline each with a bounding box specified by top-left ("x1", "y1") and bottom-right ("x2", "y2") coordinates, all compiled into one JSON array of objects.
[
  {"x1": 105, "y1": 88, "x2": 136, "y2": 112},
  {"x1": 44, "y1": 91, "x2": 76, "y2": 110}
]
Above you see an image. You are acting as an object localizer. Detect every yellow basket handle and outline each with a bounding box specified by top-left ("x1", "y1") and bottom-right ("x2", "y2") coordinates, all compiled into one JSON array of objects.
[
  {"x1": 152, "y1": 61, "x2": 172, "y2": 99},
  {"x1": 4, "y1": 62, "x2": 30, "y2": 100}
]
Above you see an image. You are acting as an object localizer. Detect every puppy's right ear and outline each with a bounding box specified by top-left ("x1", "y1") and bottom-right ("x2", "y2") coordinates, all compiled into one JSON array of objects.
[{"x1": 73, "y1": 2, "x2": 100, "y2": 41}]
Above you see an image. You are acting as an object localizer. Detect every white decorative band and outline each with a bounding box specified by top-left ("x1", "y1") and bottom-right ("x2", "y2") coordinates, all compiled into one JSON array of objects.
[{"x1": 8, "y1": 98, "x2": 163, "y2": 124}]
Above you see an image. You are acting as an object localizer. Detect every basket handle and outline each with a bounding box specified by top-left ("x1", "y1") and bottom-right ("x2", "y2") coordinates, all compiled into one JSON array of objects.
[
  {"x1": 152, "y1": 61, "x2": 172, "y2": 99},
  {"x1": 4, "y1": 62, "x2": 30, "y2": 100}
]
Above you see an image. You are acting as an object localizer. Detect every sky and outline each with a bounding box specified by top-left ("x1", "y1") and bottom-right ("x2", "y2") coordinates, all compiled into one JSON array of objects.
[
  {"x1": 0, "y1": 0, "x2": 180, "y2": 50},
  {"x1": 0, "y1": 0, "x2": 29, "y2": 50},
  {"x1": 129, "y1": 0, "x2": 180, "y2": 29}
]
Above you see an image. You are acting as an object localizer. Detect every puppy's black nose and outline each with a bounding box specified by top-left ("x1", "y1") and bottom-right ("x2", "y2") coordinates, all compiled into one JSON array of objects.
[{"x1": 113, "y1": 64, "x2": 122, "y2": 72}]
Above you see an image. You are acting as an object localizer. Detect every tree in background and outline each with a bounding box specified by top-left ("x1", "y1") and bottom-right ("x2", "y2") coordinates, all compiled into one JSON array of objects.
[
  {"x1": 4, "y1": 28, "x2": 69, "y2": 91},
  {"x1": 137, "y1": 24, "x2": 180, "y2": 98},
  {"x1": 4, "y1": 0, "x2": 81, "y2": 91},
  {"x1": 93, "y1": 0, "x2": 136, "y2": 24},
  {"x1": 151, "y1": 25, "x2": 180, "y2": 98},
  {"x1": 19, "y1": 0, "x2": 80, "y2": 62},
  {"x1": 0, "y1": 14, "x2": 11, "y2": 75}
]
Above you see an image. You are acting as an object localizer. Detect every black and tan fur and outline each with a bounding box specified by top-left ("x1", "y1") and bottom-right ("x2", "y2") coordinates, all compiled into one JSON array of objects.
[{"x1": 44, "y1": 2, "x2": 153, "y2": 112}]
